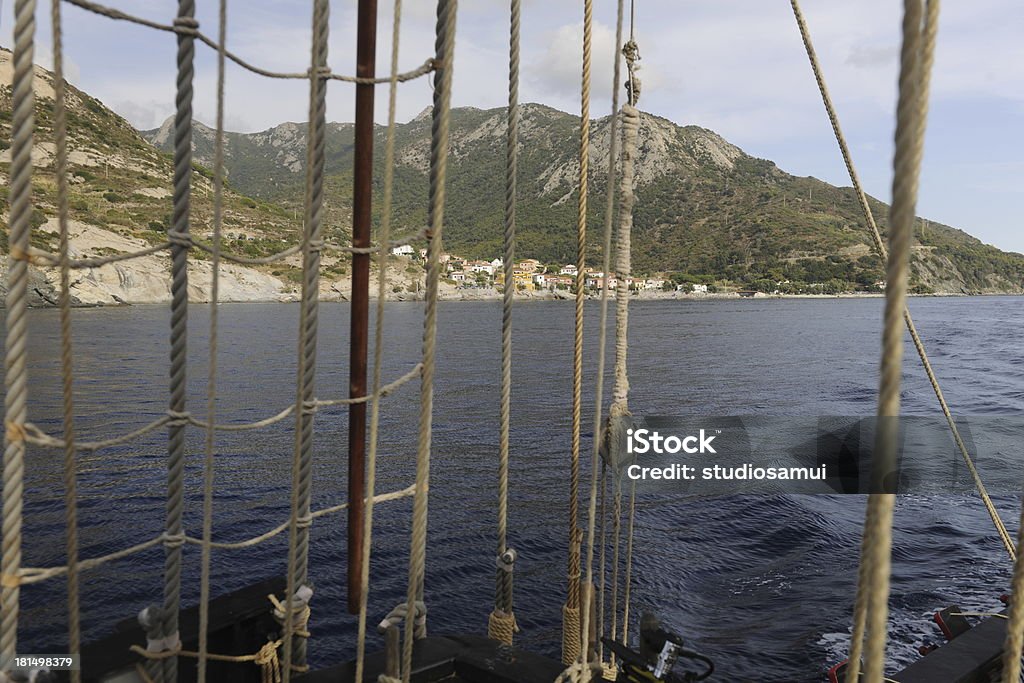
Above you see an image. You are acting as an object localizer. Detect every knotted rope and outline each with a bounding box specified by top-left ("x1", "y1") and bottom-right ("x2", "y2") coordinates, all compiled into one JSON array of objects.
[
  {"x1": 48, "y1": 1, "x2": 82, "y2": 680},
  {"x1": 158, "y1": 3, "x2": 198, "y2": 681},
  {"x1": 132, "y1": 595, "x2": 308, "y2": 683},
  {"x1": 490, "y1": 0, "x2": 521, "y2": 647},
  {"x1": 846, "y1": 2, "x2": 939, "y2": 682},
  {"x1": 402, "y1": 1, "x2": 457, "y2": 679},
  {"x1": 563, "y1": 0, "x2": 629, "y2": 678},
  {"x1": 1, "y1": 0, "x2": 37, "y2": 670},
  {"x1": 281, "y1": 2, "x2": 328, "y2": 679}
]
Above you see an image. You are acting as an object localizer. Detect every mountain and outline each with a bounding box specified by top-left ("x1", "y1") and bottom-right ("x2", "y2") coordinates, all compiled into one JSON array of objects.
[
  {"x1": 143, "y1": 104, "x2": 1024, "y2": 295},
  {"x1": 0, "y1": 48, "x2": 426, "y2": 305}
]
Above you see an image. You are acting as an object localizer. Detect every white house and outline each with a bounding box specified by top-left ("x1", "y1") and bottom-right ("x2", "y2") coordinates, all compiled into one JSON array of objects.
[
  {"x1": 490, "y1": 258, "x2": 503, "y2": 269},
  {"x1": 533, "y1": 273, "x2": 547, "y2": 287},
  {"x1": 469, "y1": 261, "x2": 495, "y2": 276},
  {"x1": 692, "y1": 284, "x2": 708, "y2": 294},
  {"x1": 451, "y1": 271, "x2": 467, "y2": 282},
  {"x1": 559, "y1": 264, "x2": 578, "y2": 276},
  {"x1": 390, "y1": 244, "x2": 414, "y2": 256}
]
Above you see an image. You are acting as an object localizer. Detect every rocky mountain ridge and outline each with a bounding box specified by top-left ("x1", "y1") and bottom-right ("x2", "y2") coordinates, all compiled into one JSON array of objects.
[{"x1": 143, "y1": 103, "x2": 1024, "y2": 295}]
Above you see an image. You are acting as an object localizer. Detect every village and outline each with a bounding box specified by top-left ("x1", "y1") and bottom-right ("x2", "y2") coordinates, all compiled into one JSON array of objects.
[{"x1": 389, "y1": 244, "x2": 713, "y2": 295}]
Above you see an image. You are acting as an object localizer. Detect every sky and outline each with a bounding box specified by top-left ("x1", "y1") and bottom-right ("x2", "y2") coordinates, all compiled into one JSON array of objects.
[{"x1": 2, "y1": 0, "x2": 1022, "y2": 253}]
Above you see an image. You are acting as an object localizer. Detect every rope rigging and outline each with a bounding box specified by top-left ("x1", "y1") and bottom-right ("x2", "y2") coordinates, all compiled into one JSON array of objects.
[
  {"x1": 789, "y1": 0, "x2": 1015, "y2": 563},
  {"x1": 1, "y1": 0, "x2": 452, "y2": 680},
  {"x1": 489, "y1": 0, "x2": 522, "y2": 648},
  {"x1": 0, "y1": 2, "x2": 1009, "y2": 683},
  {"x1": 845, "y1": 2, "x2": 940, "y2": 681},
  {"x1": 561, "y1": 1, "x2": 641, "y2": 680}
]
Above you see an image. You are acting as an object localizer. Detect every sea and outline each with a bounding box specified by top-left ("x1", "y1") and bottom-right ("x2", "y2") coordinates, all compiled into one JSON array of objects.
[{"x1": 10, "y1": 296, "x2": 1024, "y2": 681}]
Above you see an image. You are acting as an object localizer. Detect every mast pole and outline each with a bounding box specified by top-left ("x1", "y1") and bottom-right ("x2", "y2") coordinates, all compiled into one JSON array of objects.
[{"x1": 348, "y1": 0, "x2": 378, "y2": 615}]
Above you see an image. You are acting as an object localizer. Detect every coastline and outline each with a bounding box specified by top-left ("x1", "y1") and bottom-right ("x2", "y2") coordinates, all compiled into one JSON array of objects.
[{"x1": 17, "y1": 288, "x2": 1010, "y2": 308}]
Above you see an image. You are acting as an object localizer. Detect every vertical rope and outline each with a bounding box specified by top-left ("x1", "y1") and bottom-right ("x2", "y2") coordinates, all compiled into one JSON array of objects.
[
  {"x1": 620, "y1": 475, "x2": 637, "y2": 646},
  {"x1": 51, "y1": 1, "x2": 81, "y2": 678},
  {"x1": 570, "y1": 0, "x2": 632, "y2": 675},
  {"x1": 847, "y1": 2, "x2": 938, "y2": 681},
  {"x1": 354, "y1": 0, "x2": 404, "y2": 678},
  {"x1": 196, "y1": 1, "x2": 228, "y2": 680},
  {"x1": 282, "y1": 2, "x2": 329, "y2": 679},
  {"x1": 565, "y1": 0, "x2": 593, "y2": 667},
  {"x1": 160, "y1": 3, "x2": 197, "y2": 681},
  {"x1": 403, "y1": 0, "x2": 456, "y2": 678},
  {"x1": 609, "y1": 30, "x2": 642, "y2": 648},
  {"x1": 790, "y1": 0, "x2": 1014, "y2": 561},
  {"x1": 489, "y1": 0, "x2": 520, "y2": 646},
  {"x1": 1, "y1": 0, "x2": 36, "y2": 670},
  {"x1": 595, "y1": 464, "x2": 608, "y2": 661},
  {"x1": 608, "y1": 475, "x2": 622, "y2": 665}
]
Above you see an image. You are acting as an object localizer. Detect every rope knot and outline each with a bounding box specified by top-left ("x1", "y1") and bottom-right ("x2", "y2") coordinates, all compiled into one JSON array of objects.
[
  {"x1": 306, "y1": 238, "x2": 324, "y2": 253},
  {"x1": 166, "y1": 230, "x2": 193, "y2": 249},
  {"x1": 271, "y1": 585, "x2": 313, "y2": 634},
  {"x1": 300, "y1": 400, "x2": 319, "y2": 416},
  {"x1": 5, "y1": 419, "x2": 27, "y2": 444},
  {"x1": 622, "y1": 39, "x2": 642, "y2": 105},
  {"x1": 161, "y1": 532, "x2": 186, "y2": 548},
  {"x1": 166, "y1": 410, "x2": 191, "y2": 427},
  {"x1": 254, "y1": 640, "x2": 280, "y2": 666},
  {"x1": 496, "y1": 548, "x2": 517, "y2": 572},
  {"x1": 172, "y1": 16, "x2": 199, "y2": 36},
  {"x1": 294, "y1": 513, "x2": 313, "y2": 530},
  {"x1": 307, "y1": 66, "x2": 333, "y2": 80},
  {"x1": 377, "y1": 601, "x2": 427, "y2": 638}
]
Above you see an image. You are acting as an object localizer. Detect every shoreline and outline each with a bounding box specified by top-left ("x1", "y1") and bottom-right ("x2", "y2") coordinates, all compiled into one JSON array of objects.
[{"x1": 19, "y1": 289, "x2": 1022, "y2": 309}]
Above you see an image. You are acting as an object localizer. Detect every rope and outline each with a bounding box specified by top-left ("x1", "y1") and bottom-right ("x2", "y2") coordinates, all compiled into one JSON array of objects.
[
  {"x1": 1004, "y1": 525, "x2": 1024, "y2": 676},
  {"x1": 282, "y1": 2, "x2": 329, "y2": 675},
  {"x1": 196, "y1": 0, "x2": 228, "y2": 679},
  {"x1": 403, "y1": 0, "x2": 456, "y2": 678},
  {"x1": 158, "y1": 4, "x2": 198, "y2": 680},
  {"x1": 61, "y1": 0, "x2": 435, "y2": 85},
  {"x1": 490, "y1": 0, "x2": 520, "y2": 646},
  {"x1": 14, "y1": 486, "x2": 415, "y2": 586},
  {"x1": 788, "y1": 0, "x2": 1014, "y2": 562},
  {"x1": 18, "y1": 367, "x2": 420, "y2": 453},
  {"x1": 606, "y1": 26, "x2": 638, "y2": 643},
  {"x1": 49, "y1": 0, "x2": 81, "y2": 679},
  {"x1": 605, "y1": 22, "x2": 642, "y2": 641},
  {"x1": 1, "y1": 0, "x2": 36, "y2": 669},
  {"x1": 596, "y1": 464, "x2": 608, "y2": 661},
  {"x1": 565, "y1": 0, "x2": 593, "y2": 665},
  {"x1": 847, "y1": 3, "x2": 939, "y2": 681},
  {"x1": 131, "y1": 605, "x2": 308, "y2": 683},
  {"x1": 567, "y1": 0, "x2": 629, "y2": 676},
  {"x1": 355, "y1": 0, "x2": 406, "y2": 677}
]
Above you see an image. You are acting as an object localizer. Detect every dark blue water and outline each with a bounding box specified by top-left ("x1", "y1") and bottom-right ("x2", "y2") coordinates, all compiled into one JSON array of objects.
[{"x1": 12, "y1": 297, "x2": 1024, "y2": 682}]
